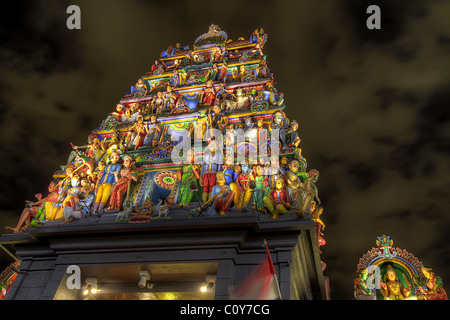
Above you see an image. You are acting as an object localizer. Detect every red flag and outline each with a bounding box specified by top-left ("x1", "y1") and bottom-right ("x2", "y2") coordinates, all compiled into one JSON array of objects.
[{"x1": 231, "y1": 240, "x2": 282, "y2": 300}]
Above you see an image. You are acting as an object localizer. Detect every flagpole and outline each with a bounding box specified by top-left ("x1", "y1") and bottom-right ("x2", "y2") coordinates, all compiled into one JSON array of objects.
[{"x1": 263, "y1": 239, "x2": 282, "y2": 300}]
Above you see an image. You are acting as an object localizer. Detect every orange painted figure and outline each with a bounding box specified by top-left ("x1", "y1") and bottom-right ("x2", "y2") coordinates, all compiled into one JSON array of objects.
[
  {"x1": 109, "y1": 155, "x2": 138, "y2": 211},
  {"x1": 419, "y1": 267, "x2": 448, "y2": 300}
]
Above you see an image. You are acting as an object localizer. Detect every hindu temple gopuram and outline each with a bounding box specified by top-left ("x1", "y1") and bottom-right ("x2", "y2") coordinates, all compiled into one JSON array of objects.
[
  {"x1": 354, "y1": 235, "x2": 447, "y2": 300},
  {"x1": 1, "y1": 24, "x2": 329, "y2": 300}
]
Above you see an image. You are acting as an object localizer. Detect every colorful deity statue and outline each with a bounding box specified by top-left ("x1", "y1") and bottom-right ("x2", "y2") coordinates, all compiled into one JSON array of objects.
[
  {"x1": 223, "y1": 88, "x2": 250, "y2": 112},
  {"x1": 419, "y1": 267, "x2": 448, "y2": 300},
  {"x1": 202, "y1": 80, "x2": 216, "y2": 106},
  {"x1": 182, "y1": 53, "x2": 192, "y2": 66},
  {"x1": 56, "y1": 165, "x2": 76, "y2": 203},
  {"x1": 354, "y1": 268, "x2": 375, "y2": 300},
  {"x1": 176, "y1": 151, "x2": 200, "y2": 208},
  {"x1": 209, "y1": 63, "x2": 219, "y2": 82},
  {"x1": 105, "y1": 131, "x2": 123, "y2": 157},
  {"x1": 153, "y1": 91, "x2": 166, "y2": 114},
  {"x1": 257, "y1": 56, "x2": 271, "y2": 78},
  {"x1": 287, "y1": 120, "x2": 301, "y2": 148},
  {"x1": 194, "y1": 110, "x2": 209, "y2": 141},
  {"x1": 251, "y1": 165, "x2": 271, "y2": 214},
  {"x1": 212, "y1": 49, "x2": 222, "y2": 63},
  {"x1": 143, "y1": 115, "x2": 162, "y2": 148},
  {"x1": 218, "y1": 63, "x2": 228, "y2": 83},
  {"x1": 269, "y1": 111, "x2": 288, "y2": 150},
  {"x1": 59, "y1": 190, "x2": 87, "y2": 225},
  {"x1": 376, "y1": 234, "x2": 397, "y2": 260},
  {"x1": 224, "y1": 123, "x2": 236, "y2": 148},
  {"x1": 78, "y1": 178, "x2": 95, "y2": 216},
  {"x1": 299, "y1": 169, "x2": 320, "y2": 215},
  {"x1": 284, "y1": 159, "x2": 303, "y2": 216},
  {"x1": 163, "y1": 85, "x2": 178, "y2": 111},
  {"x1": 61, "y1": 176, "x2": 88, "y2": 219},
  {"x1": 232, "y1": 65, "x2": 249, "y2": 82},
  {"x1": 234, "y1": 162, "x2": 255, "y2": 211},
  {"x1": 215, "y1": 83, "x2": 228, "y2": 105},
  {"x1": 264, "y1": 155, "x2": 279, "y2": 189},
  {"x1": 113, "y1": 103, "x2": 126, "y2": 122},
  {"x1": 206, "y1": 105, "x2": 222, "y2": 139},
  {"x1": 169, "y1": 69, "x2": 180, "y2": 88},
  {"x1": 309, "y1": 200, "x2": 326, "y2": 249},
  {"x1": 109, "y1": 155, "x2": 138, "y2": 211},
  {"x1": 122, "y1": 107, "x2": 141, "y2": 124},
  {"x1": 93, "y1": 150, "x2": 122, "y2": 215},
  {"x1": 380, "y1": 265, "x2": 412, "y2": 300},
  {"x1": 263, "y1": 177, "x2": 291, "y2": 220},
  {"x1": 222, "y1": 157, "x2": 240, "y2": 205},
  {"x1": 130, "y1": 102, "x2": 142, "y2": 115},
  {"x1": 92, "y1": 160, "x2": 105, "y2": 188},
  {"x1": 68, "y1": 136, "x2": 105, "y2": 166},
  {"x1": 200, "y1": 141, "x2": 223, "y2": 202},
  {"x1": 206, "y1": 171, "x2": 235, "y2": 217},
  {"x1": 135, "y1": 79, "x2": 147, "y2": 93},
  {"x1": 149, "y1": 59, "x2": 166, "y2": 75},
  {"x1": 125, "y1": 115, "x2": 148, "y2": 150},
  {"x1": 278, "y1": 156, "x2": 289, "y2": 176},
  {"x1": 5, "y1": 192, "x2": 47, "y2": 233}
]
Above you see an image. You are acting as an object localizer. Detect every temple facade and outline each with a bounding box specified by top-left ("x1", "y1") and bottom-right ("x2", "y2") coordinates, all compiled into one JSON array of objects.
[{"x1": 1, "y1": 25, "x2": 329, "y2": 300}]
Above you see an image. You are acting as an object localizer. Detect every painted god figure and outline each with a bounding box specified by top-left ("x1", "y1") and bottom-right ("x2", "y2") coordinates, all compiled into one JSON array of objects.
[
  {"x1": 109, "y1": 155, "x2": 138, "y2": 211},
  {"x1": 59, "y1": 191, "x2": 87, "y2": 225},
  {"x1": 299, "y1": 169, "x2": 320, "y2": 215},
  {"x1": 284, "y1": 159, "x2": 303, "y2": 212},
  {"x1": 194, "y1": 110, "x2": 209, "y2": 141},
  {"x1": 269, "y1": 112, "x2": 288, "y2": 150},
  {"x1": 218, "y1": 63, "x2": 228, "y2": 83},
  {"x1": 380, "y1": 265, "x2": 412, "y2": 300},
  {"x1": 68, "y1": 136, "x2": 106, "y2": 165},
  {"x1": 222, "y1": 158, "x2": 240, "y2": 205},
  {"x1": 200, "y1": 141, "x2": 223, "y2": 202},
  {"x1": 125, "y1": 115, "x2": 148, "y2": 150},
  {"x1": 163, "y1": 85, "x2": 178, "y2": 111},
  {"x1": 354, "y1": 269, "x2": 375, "y2": 300},
  {"x1": 202, "y1": 80, "x2": 216, "y2": 106},
  {"x1": 153, "y1": 91, "x2": 165, "y2": 113},
  {"x1": 287, "y1": 120, "x2": 301, "y2": 148},
  {"x1": 234, "y1": 162, "x2": 254, "y2": 211},
  {"x1": 5, "y1": 193, "x2": 47, "y2": 233},
  {"x1": 176, "y1": 151, "x2": 200, "y2": 208},
  {"x1": 419, "y1": 267, "x2": 448, "y2": 300},
  {"x1": 93, "y1": 151, "x2": 122, "y2": 215},
  {"x1": 61, "y1": 177, "x2": 88, "y2": 219},
  {"x1": 310, "y1": 200, "x2": 326, "y2": 249},
  {"x1": 143, "y1": 116, "x2": 162, "y2": 148},
  {"x1": 207, "y1": 171, "x2": 235, "y2": 217},
  {"x1": 264, "y1": 177, "x2": 291, "y2": 220},
  {"x1": 251, "y1": 165, "x2": 270, "y2": 214}
]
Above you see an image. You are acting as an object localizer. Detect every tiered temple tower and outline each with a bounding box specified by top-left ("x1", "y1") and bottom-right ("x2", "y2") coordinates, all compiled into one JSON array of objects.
[{"x1": 0, "y1": 25, "x2": 329, "y2": 300}]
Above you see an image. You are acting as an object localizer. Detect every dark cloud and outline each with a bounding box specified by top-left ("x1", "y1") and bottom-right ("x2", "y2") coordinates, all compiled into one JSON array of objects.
[
  {"x1": 1, "y1": 0, "x2": 450, "y2": 300},
  {"x1": 0, "y1": 0, "x2": 80, "y2": 73},
  {"x1": 346, "y1": 162, "x2": 380, "y2": 189},
  {"x1": 341, "y1": 0, "x2": 427, "y2": 45}
]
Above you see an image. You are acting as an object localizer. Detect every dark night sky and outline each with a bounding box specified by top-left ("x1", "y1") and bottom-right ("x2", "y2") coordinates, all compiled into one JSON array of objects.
[{"x1": 1, "y1": 0, "x2": 449, "y2": 300}]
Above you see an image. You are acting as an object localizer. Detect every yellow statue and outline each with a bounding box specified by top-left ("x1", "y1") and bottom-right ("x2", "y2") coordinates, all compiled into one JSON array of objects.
[
  {"x1": 418, "y1": 267, "x2": 448, "y2": 300},
  {"x1": 263, "y1": 177, "x2": 291, "y2": 220},
  {"x1": 380, "y1": 265, "x2": 411, "y2": 300}
]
